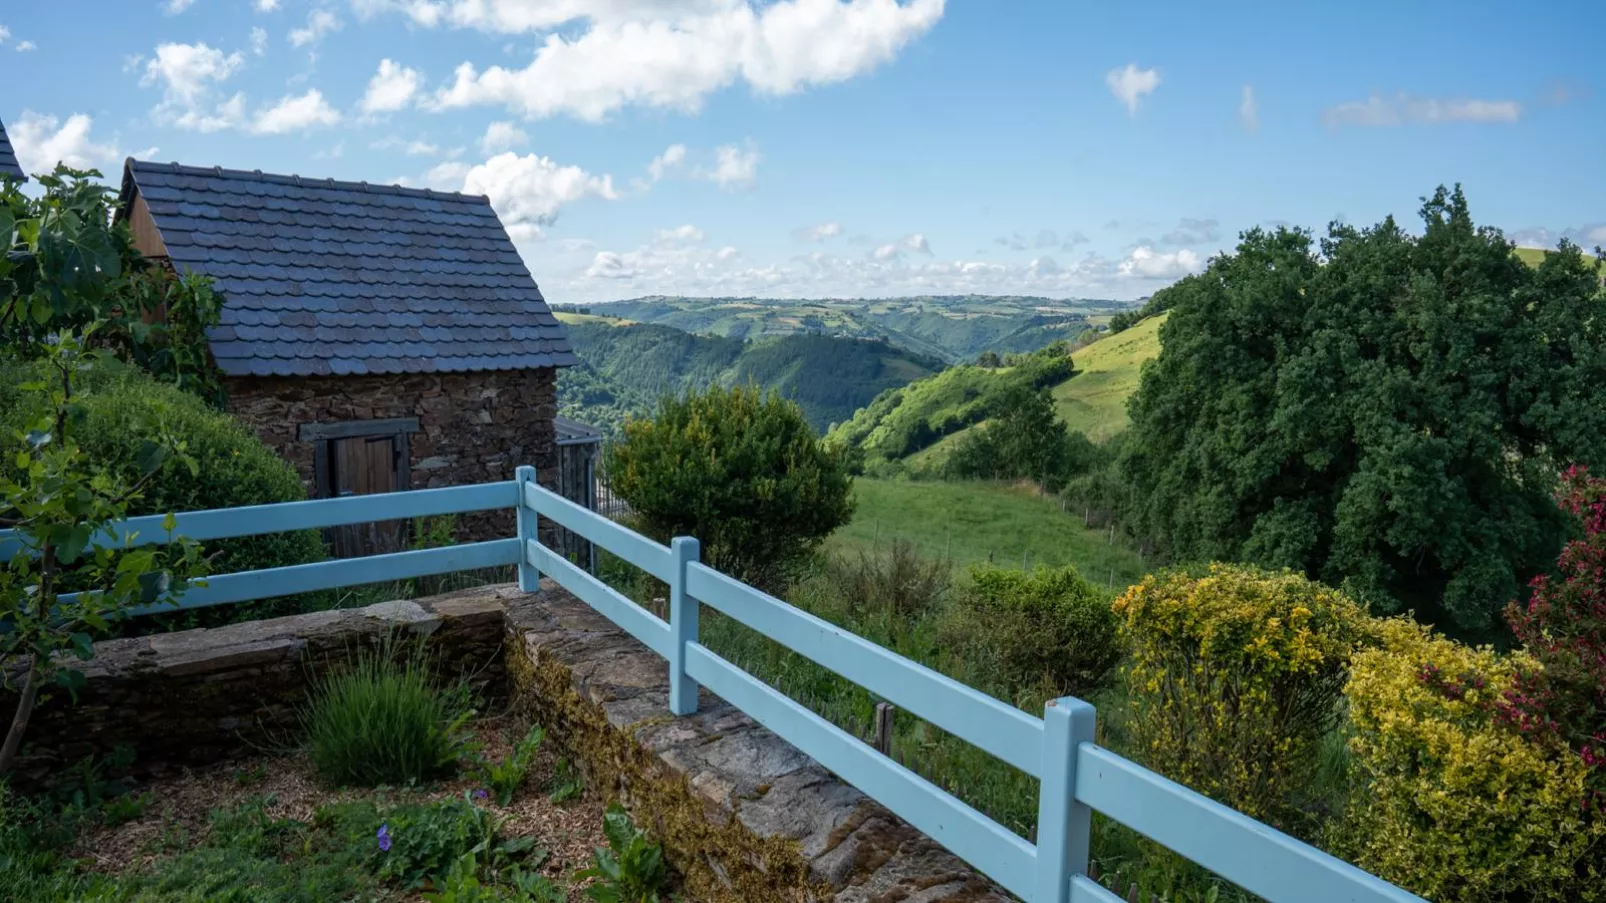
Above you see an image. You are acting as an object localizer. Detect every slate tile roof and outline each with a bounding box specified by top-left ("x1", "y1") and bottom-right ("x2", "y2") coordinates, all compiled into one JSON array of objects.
[
  {"x1": 118, "y1": 159, "x2": 576, "y2": 378},
  {"x1": 0, "y1": 117, "x2": 25, "y2": 182}
]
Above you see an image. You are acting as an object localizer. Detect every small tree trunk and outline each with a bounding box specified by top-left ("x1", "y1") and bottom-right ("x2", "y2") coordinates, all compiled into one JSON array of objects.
[
  {"x1": 0, "y1": 656, "x2": 44, "y2": 774},
  {"x1": 1, "y1": 545, "x2": 54, "y2": 775}
]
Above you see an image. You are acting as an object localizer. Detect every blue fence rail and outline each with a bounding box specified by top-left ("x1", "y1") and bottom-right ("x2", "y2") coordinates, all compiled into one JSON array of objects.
[{"x1": 1, "y1": 467, "x2": 1426, "y2": 903}]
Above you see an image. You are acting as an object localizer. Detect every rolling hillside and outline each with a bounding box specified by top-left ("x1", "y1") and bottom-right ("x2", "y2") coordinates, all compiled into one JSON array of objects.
[
  {"x1": 837, "y1": 314, "x2": 1167, "y2": 469},
  {"x1": 1052, "y1": 311, "x2": 1167, "y2": 441},
  {"x1": 1514, "y1": 246, "x2": 1604, "y2": 270},
  {"x1": 826, "y1": 342, "x2": 1075, "y2": 465},
  {"x1": 573, "y1": 294, "x2": 1132, "y2": 364},
  {"x1": 556, "y1": 316, "x2": 945, "y2": 435}
]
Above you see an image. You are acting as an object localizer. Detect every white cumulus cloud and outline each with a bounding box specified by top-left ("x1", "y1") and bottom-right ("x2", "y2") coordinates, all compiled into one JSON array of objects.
[
  {"x1": 1118, "y1": 246, "x2": 1201, "y2": 280},
  {"x1": 251, "y1": 89, "x2": 342, "y2": 134},
  {"x1": 361, "y1": 59, "x2": 424, "y2": 113},
  {"x1": 250, "y1": 27, "x2": 268, "y2": 56},
  {"x1": 480, "y1": 121, "x2": 529, "y2": 154},
  {"x1": 903, "y1": 233, "x2": 931, "y2": 254},
  {"x1": 646, "y1": 143, "x2": 687, "y2": 181},
  {"x1": 699, "y1": 142, "x2": 759, "y2": 190},
  {"x1": 143, "y1": 42, "x2": 244, "y2": 107},
  {"x1": 256, "y1": 0, "x2": 281, "y2": 10},
  {"x1": 289, "y1": 9, "x2": 342, "y2": 47},
  {"x1": 455, "y1": 152, "x2": 620, "y2": 240},
  {"x1": 9, "y1": 112, "x2": 119, "y2": 175},
  {"x1": 418, "y1": 0, "x2": 944, "y2": 121},
  {"x1": 586, "y1": 250, "x2": 636, "y2": 279},
  {"x1": 1106, "y1": 63, "x2": 1160, "y2": 116},
  {"x1": 166, "y1": 0, "x2": 198, "y2": 14}
]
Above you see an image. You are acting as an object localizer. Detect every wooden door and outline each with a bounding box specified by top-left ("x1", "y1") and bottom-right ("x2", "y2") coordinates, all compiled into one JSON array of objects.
[{"x1": 329, "y1": 435, "x2": 404, "y2": 557}]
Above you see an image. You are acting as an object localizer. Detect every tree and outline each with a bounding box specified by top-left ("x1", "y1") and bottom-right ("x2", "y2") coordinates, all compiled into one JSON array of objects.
[
  {"x1": 1, "y1": 167, "x2": 224, "y2": 404},
  {"x1": 1118, "y1": 186, "x2": 1606, "y2": 635},
  {"x1": 946, "y1": 385, "x2": 1078, "y2": 492},
  {"x1": 606, "y1": 385, "x2": 855, "y2": 590},
  {"x1": 2, "y1": 166, "x2": 210, "y2": 773}
]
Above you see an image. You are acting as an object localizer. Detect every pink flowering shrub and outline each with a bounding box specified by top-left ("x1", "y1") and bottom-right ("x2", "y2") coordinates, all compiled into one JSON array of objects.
[{"x1": 1500, "y1": 465, "x2": 1606, "y2": 807}]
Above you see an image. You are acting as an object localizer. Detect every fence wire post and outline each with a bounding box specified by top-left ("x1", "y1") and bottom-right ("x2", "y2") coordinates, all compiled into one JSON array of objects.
[
  {"x1": 668, "y1": 536, "x2": 701, "y2": 716},
  {"x1": 1036, "y1": 696, "x2": 1097, "y2": 903},
  {"x1": 873, "y1": 702, "x2": 895, "y2": 756},
  {"x1": 515, "y1": 465, "x2": 540, "y2": 592}
]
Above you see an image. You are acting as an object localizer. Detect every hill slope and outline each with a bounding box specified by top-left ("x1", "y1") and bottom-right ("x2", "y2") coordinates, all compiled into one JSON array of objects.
[
  {"x1": 826, "y1": 342, "x2": 1075, "y2": 465},
  {"x1": 1051, "y1": 311, "x2": 1167, "y2": 441},
  {"x1": 834, "y1": 314, "x2": 1167, "y2": 468},
  {"x1": 581, "y1": 295, "x2": 1131, "y2": 364},
  {"x1": 557, "y1": 318, "x2": 945, "y2": 436}
]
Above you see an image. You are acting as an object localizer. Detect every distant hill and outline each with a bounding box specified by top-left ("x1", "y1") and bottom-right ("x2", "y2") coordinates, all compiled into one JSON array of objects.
[
  {"x1": 836, "y1": 313, "x2": 1168, "y2": 470},
  {"x1": 555, "y1": 316, "x2": 945, "y2": 436},
  {"x1": 826, "y1": 341, "x2": 1076, "y2": 467},
  {"x1": 568, "y1": 294, "x2": 1132, "y2": 364},
  {"x1": 1514, "y1": 245, "x2": 1605, "y2": 274}
]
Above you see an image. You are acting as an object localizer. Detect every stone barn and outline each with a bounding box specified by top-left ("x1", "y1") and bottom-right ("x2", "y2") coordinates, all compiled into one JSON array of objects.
[{"x1": 115, "y1": 158, "x2": 577, "y2": 551}]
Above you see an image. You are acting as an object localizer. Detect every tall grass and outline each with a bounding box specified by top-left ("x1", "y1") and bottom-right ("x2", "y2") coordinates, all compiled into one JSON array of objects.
[{"x1": 300, "y1": 636, "x2": 472, "y2": 787}]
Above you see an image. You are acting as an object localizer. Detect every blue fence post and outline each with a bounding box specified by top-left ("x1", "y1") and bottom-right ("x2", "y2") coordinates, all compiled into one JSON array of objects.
[
  {"x1": 516, "y1": 465, "x2": 540, "y2": 592},
  {"x1": 668, "y1": 536, "x2": 701, "y2": 716},
  {"x1": 1035, "y1": 695, "x2": 1097, "y2": 903}
]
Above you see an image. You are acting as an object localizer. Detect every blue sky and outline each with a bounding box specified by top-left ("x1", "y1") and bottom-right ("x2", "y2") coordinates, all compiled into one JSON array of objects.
[{"x1": 1, "y1": 0, "x2": 1601, "y2": 303}]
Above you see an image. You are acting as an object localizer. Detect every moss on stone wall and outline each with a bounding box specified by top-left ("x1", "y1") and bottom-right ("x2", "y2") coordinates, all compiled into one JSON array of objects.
[{"x1": 505, "y1": 633, "x2": 829, "y2": 902}]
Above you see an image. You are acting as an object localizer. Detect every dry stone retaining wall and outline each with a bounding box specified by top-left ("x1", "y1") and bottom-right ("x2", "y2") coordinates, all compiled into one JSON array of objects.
[
  {"x1": 4, "y1": 582, "x2": 1006, "y2": 901},
  {"x1": 0, "y1": 589, "x2": 505, "y2": 792},
  {"x1": 505, "y1": 581, "x2": 1010, "y2": 902}
]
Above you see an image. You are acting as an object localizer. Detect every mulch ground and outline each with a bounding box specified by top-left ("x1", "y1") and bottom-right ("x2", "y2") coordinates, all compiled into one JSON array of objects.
[{"x1": 74, "y1": 713, "x2": 610, "y2": 900}]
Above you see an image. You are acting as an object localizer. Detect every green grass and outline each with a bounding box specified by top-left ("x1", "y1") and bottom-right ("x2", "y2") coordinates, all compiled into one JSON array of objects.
[
  {"x1": 832, "y1": 478, "x2": 1148, "y2": 588},
  {"x1": 894, "y1": 313, "x2": 1166, "y2": 470},
  {"x1": 1052, "y1": 311, "x2": 1167, "y2": 441},
  {"x1": 300, "y1": 637, "x2": 474, "y2": 787},
  {"x1": 554, "y1": 310, "x2": 634, "y2": 326},
  {"x1": 1513, "y1": 245, "x2": 1603, "y2": 268}
]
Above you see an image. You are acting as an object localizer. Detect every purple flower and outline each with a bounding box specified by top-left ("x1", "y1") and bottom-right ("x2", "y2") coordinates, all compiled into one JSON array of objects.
[
  {"x1": 473, "y1": 788, "x2": 488, "y2": 800},
  {"x1": 377, "y1": 823, "x2": 392, "y2": 853}
]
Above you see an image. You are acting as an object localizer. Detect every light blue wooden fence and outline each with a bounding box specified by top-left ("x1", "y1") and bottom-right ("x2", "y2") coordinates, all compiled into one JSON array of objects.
[{"x1": 1, "y1": 468, "x2": 1426, "y2": 903}]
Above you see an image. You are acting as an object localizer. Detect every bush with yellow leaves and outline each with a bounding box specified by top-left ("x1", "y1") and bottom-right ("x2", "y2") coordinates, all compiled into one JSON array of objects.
[
  {"x1": 1341, "y1": 618, "x2": 1605, "y2": 902},
  {"x1": 1112, "y1": 564, "x2": 1371, "y2": 829}
]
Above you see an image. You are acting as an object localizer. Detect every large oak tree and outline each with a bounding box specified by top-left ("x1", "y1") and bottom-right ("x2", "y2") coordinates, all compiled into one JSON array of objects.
[{"x1": 1119, "y1": 187, "x2": 1606, "y2": 634}]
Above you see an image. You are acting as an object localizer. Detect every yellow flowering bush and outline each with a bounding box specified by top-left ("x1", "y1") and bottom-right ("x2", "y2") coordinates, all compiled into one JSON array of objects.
[
  {"x1": 1112, "y1": 564, "x2": 1371, "y2": 827},
  {"x1": 1341, "y1": 618, "x2": 1606, "y2": 902}
]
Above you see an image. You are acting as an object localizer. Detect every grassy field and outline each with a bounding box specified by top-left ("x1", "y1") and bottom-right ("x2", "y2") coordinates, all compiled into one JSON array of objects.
[
  {"x1": 1052, "y1": 311, "x2": 1167, "y2": 441},
  {"x1": 554, "y1": 311, "x2": 634, "y2": 326},
  {"x1": 1513, "y1": 245, "x2": 1604, "y2": 268},
  {"x1": 831, "y1": 477, "x2": 1149, "y2": 591},
  {"x1": 904, "y1": 312, "x2": 1167, "y2": 469}
]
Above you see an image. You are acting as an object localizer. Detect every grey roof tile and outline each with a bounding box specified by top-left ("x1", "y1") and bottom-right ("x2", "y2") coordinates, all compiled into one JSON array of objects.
[
  {"x1": 0, "y1": 117, "x2": 24, "y2": 182},
  {"x1": 118, "y1": 158, "x2": 574, "y2": 377}
]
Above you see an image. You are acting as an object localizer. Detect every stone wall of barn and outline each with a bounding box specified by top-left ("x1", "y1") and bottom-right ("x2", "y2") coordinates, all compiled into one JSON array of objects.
[{"x1": 226, "y1": 367, "x2": 559, "y2": 543}]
